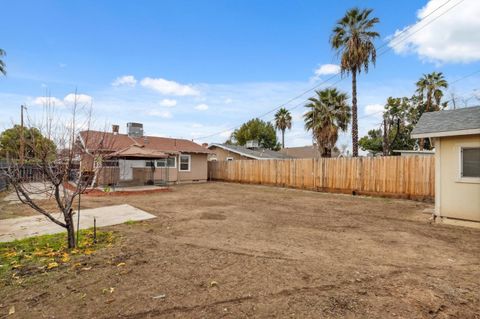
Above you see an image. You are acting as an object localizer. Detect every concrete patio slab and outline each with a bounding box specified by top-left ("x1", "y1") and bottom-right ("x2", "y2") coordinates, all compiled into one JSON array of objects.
[
  {"x1": 0, "y1": 204, "x2": 156, "y2": 242},
  {"x1": 3, "y1": 182, "x2": 68, "y2": 204}
]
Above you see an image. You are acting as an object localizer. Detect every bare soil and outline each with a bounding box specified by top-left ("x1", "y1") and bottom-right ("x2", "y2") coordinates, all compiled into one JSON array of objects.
[{"x1": 1, "y1": 182, "x2": 479, "y2": 318}]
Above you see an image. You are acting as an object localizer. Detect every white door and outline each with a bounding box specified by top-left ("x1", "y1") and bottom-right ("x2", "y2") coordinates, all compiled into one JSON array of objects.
[{"x1": 119, "y1": 159, "x2": 133, "y2": 181}]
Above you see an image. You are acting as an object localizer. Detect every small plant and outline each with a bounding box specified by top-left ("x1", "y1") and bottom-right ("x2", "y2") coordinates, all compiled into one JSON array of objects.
[
  {"x1": 0, "y1": 229, "x2": 115, "y2": 283},
  {"x1": 103, "y1": 185, "x2": 111, "y2": 193},
  {"x1": 124, "y1": 220, "x2": 139, "y2": 226}
]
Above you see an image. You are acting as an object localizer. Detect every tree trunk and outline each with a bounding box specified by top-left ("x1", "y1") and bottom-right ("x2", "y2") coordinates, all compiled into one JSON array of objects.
[
  {"x1": 64, "y1": 209, "x2": 76, "y2": 249},
  {"x1": 419, "y1": 92, "x2": 432, "y2": 151},
  {"x1": 382, "y1": 117, "x2": 388, "y2": 156},
  {"x1": 282, "y1": 129, "x2": 285, "y2": 149},
  {"x1": 351, "y1": 69, "x2": 358, "y2": 157}
]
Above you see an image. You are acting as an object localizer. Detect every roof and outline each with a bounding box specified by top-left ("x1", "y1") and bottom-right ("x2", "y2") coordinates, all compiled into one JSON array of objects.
[
  {"x1": 78, "y1": 130, "x2": 212, "y2": 155},
  {"x1": 108, "y1": 145, "x2": 170, "y2": 158},
  {"x1": 279, "y1": 145, "x2": 340, "y2": 158},
  {"x1": 411, "y1": 106, "x2": 480, "y2": 138},
  {"x1": 208, "y1": 143, "x2": 292, "y2": 160}
]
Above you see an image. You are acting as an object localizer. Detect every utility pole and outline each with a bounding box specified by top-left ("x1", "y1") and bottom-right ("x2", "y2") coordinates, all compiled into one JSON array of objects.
[{"x1": 20, "y1": 105, "x2": 26, "y2": 165}]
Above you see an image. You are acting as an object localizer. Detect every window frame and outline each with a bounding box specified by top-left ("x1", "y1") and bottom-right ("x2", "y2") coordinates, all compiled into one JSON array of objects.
[
  {"x1": 458, "y1": 146, "x2": 480, "y2": 183},
  {"x1": 179, "y1": 154, "x2": 191, "y2": 172},
  {"x1": 155, "y1": 157, "x2": 176, "y2": 168},
  {"x1": 226, "y1": 157, "x2": 234, "y2": 161}
]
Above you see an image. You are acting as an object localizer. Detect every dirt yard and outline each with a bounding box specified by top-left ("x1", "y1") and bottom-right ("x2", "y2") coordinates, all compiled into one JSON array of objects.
[{"x1": 1, "y1": 182, "x2": 479, "y2": 318}]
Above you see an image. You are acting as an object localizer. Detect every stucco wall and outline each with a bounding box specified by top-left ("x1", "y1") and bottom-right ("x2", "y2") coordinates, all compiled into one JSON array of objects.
[
  {"x1": 437, "y1": 135, "x2": 480, "y2": 221},
  {"x1": 178, "y1": 153, "x2": 208, "y2": 182},
  {"x1": 209, "y1": 146, "x2": 251, "y2": 161}
]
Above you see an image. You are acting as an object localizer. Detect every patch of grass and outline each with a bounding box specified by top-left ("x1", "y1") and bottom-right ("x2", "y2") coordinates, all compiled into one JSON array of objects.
[
  {"x1": 124, "y1": 220, "x2": 139, "y2": 226},
  {"x1": 0, "y1": 229, "x2": 115, "y2": 284}
]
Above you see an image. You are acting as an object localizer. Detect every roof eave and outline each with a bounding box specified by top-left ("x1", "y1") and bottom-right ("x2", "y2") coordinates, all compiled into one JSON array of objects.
[{"x1": 411, "y1": 128, "x2": 480, "y2": 139}]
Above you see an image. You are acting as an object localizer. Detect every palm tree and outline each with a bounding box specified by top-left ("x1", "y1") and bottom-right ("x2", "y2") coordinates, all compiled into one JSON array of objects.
[
  {"x1": 304, "y1": 88, "x2": 351, "y2": 158},
  {"x1": 331, "y1": 8, "x2": 379, "y2": 157},
  {"x1": 0, "y1": 49, "x2": 6, "y2": 75},
  {"x1": 274, "y1": 108, "x2": 292, "y2": 148},
  {"x1": 415, "y1": 72, "x2": 448, "y2": 149}
]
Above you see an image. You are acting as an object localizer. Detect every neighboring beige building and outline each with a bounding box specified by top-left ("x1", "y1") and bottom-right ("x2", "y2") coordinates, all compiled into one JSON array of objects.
[
  {"x1": 78, "y1": 123, "x2": 211, "y2": 186},
  {"x1": 208, "y1": 143, "x2": 292, "y2": 161},
  {"x1": 412, "y1": 106, "x2": 480, "y2": 222}
]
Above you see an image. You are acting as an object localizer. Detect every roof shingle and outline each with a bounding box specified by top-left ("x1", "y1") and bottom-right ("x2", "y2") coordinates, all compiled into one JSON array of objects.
[
  {"x1": 411, "y1": 106, "x2": 480, "y2": 138},
  {"x1": 79, "y1": 131, "x2": 211, "y2": 154}
]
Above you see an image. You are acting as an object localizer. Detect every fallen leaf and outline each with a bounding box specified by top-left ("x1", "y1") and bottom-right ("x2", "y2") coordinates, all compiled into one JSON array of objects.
[
  {"x1": 61, "y1": 253, "x2": 71, "y2": 263},
  {"x1": 81, "y1": 267, "x2": 92, "y2": 271},
  {"x1": 116, "y1": 262, "x2": 126, "y2": 267},
  {"x1": 47, "y1": 262, "x2": 59, "y2": 270},
  {"x1": 153, "y1": 294, "x2": 166, "y2": 299},
  {"x1": 8, "y1": 305, "x2": 15, "y2": 315},
  {"x1": 210, "y1": 281, "x2": 218, "y2": 287}
]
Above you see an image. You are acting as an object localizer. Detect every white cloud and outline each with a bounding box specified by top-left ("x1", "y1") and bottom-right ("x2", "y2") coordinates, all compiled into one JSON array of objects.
[
  {"x1": 224, "y1": 98, "x2": 233, "y2": 104},
  {"x1": 64, "y1": 93, "x2": 93, "y2": 105},
  {"x1": 112, "y1": 75, "x2": 137, "y2": 87},
  {"x1": 140, "y1": 77, "x2": 199, "y2": 96},
  {"x1": 314, "y1": 64, "x2": 341, "y2": 76},
  {"x1": 146, "y1": 110, "x2": 172, "y2": 118},
  {"x1": 364, "y1": 103, "x2": 384, "y2": 117},
  {"x1": 388, "y1": 0, "x2": 480, "y2": 63},
  {"x1": 159, "y1": 99, "x2": 177, "y2": 107},
  {"x1": 195, "y1": 103, "x2": 209, "y2": 111},
  {"x1": 33, "y1": 96, "x2": 64, "y2": 107}
]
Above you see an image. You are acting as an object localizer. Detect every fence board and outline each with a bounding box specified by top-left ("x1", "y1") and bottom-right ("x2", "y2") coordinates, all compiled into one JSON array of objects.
[{"x1": 208, "y1": 156, "x2": 435, "y2": 201}]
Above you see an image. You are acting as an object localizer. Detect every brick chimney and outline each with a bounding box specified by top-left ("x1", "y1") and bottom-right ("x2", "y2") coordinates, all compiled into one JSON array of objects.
[{"x1": 112, "y1": 124, "x2": 119, "y2": 135}]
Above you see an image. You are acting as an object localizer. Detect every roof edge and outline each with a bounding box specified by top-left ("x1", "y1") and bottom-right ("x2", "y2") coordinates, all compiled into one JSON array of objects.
[{"x1": 411, "y1": 128, "x2": 480, "y2": 139}]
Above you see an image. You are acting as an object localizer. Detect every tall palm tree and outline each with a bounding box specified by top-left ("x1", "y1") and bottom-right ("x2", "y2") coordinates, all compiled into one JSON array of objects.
[
  {"x1": 331, "y1": 8, "x2": 379, "y2": 157},
  {"x1": 304, "y1": 88, "x2": 351, "y2": 158},
  {"x1": 0, "y1": 49, "x2": 6, "y2": 75},
  {"x1": 274, "y1": 108, "x2": 292, "y2": 148},
  {"x1": 415, "y1": 72, "x2": 448, "y2": 149}
]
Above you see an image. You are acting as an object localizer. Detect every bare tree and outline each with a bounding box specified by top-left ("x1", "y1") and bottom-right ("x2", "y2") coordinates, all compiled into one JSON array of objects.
[{"x1": 0, "y1": 92, "x2": 104, "y2": 248}]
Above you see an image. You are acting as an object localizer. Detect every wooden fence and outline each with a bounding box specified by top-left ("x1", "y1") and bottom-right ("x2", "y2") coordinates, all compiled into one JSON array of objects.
[{"x1": 208, "y1": 156, "x2": 435, "y2": 201}]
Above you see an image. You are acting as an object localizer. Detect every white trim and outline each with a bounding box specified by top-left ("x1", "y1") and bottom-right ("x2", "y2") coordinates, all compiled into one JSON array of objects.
[
  {"x1": 155, "y1": 157, "x2": 176, "y2": 169},
  {"x1": 179, "y1": 154, "x2": 191, "y2": 172},
  {"x1": 434, "y1": 138, "x2": 441, "y2": 218},
  {"x1": 457, "y1": 146, "x2": 480, "y2": 183},
  {"x1": 412, "y1": 128, "x2": 480, "y2": 139}
]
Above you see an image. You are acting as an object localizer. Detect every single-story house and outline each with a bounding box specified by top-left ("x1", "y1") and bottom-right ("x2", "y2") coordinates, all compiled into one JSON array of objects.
[
  {"x1": 279, "y1": 145, "x2": 341, "y2": 158},
  {"x1": 208, "y1": 143, "x2": 292, "y2": 161},
  {"x1": 411, "y1": 106, "x2": 480, "y2": 222},
  {"x1": 78, "y1": 123, "x2": 211, "y2": 186}
]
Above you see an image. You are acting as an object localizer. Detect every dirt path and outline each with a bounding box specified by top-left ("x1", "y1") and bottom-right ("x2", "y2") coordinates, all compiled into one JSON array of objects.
[{"x1": 1, "y1": 182, "x2": 479, "y2": 318}]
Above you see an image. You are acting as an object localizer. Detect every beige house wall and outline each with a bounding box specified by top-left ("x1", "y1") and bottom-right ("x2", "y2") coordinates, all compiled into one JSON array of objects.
[
  {"x1": 437, "y1": 134, "x2": 480, "y2": 222},
  {"x1": 178, "y1": 153, "x2": 208, "y2": 182},
  {"x1": 209, "y1": 146, "x2": 252, "y2": 161}
]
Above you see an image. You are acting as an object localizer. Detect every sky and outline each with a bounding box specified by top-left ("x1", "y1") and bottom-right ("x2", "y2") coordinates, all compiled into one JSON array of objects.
[{"x1": 1, "y1": 0, "x2": 479, "y2": 151}]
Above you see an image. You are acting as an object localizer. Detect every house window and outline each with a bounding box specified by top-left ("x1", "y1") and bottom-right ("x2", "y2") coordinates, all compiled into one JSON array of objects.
[
  {"x1": 461, "y1": 147, "x2": 480, "y2": 178},
  {"x1": 145, "y1": 160, "x2": 155, "y2": 167},
  {"x1": 226, "y1": 157, "x2": 234, "y2": 161},
  {"x1": 179, "y1": 155, "x2": 191, "y2": 171},
  {"x1": 156, "y1": 157, "x2": 176, "y2": 168}
]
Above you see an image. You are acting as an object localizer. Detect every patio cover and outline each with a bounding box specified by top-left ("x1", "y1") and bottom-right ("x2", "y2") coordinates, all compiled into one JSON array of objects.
[{"x1": 107, "y1": 144, "x2": 171, "y2": 158}]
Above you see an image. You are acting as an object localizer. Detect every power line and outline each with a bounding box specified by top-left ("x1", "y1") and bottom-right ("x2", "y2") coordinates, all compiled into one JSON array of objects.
[{"x1": 194, "y1": 0, "x2": 465, "y2": 141}]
